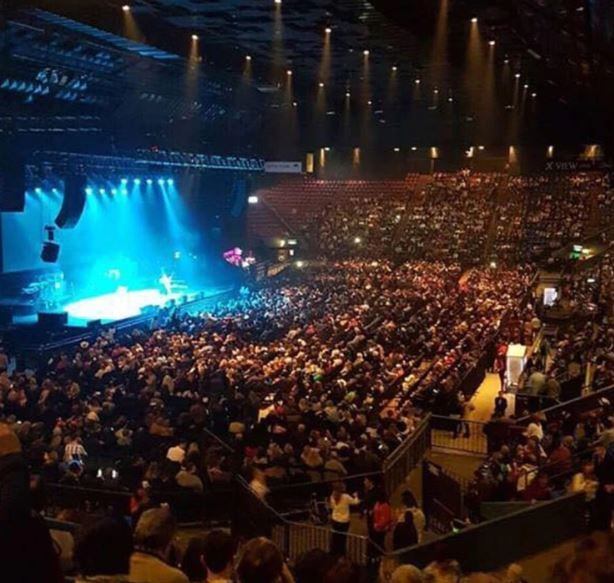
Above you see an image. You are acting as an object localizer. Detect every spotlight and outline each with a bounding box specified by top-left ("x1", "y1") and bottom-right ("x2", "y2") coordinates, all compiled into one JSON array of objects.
[
  {"x1": 391, "y1": 66, "x2": 397, "y2": 72},
  {"x1": 434, "y1": 89, "x2": 439, "y2": 94},
  {"x1": 448, "y1": 97, "x2": 453, "y2": 102},
  {"x1": 146, "y1": 179, "x2": 153, "y2": 185},
  {"x1": 274, "y1": 0, "x2": 282, "y2": 4},
  {"x1": 345, "y1": 91, "x2": 351, "y2": 98},
  {"x1": 367, "y1": 100, "x2": 372, "y2": 105},
  {"x1": 394, "y1": 147, "x2": 400, "y2": 152},
  {"x1": 122, "y1": 5, "x2": 130, "y2": 12},
  {"x1": 292, "y1": 101, "x2": 298, "y2": 107},
  {"x1": 99, "y1": 188, "x2": 106, "y2": 194},
  {"x1": 354, "y1": 236, "x2": 362, "y2": 244},
  {"x1": 134, "y1": 178, "x2": 141, "y2": 185},
  {"x1": 471, "y1": 17, "x2": 478, "y2": 23},
  {"x1": 121, "y1": 178, "x2": 128, "y2": 184},
  {"x1": 248, "y1": 195, "x2": 259, "y2": 204},
  {"x1": 167, "y1": 178, "x2": 174, "y2": 185},
  {"x1": 478, "y1": 145, "x2": 485, "y2": 151},
  {"x1": 287, "y1": 69, "x2": 293, "y2": 76},
  {"x1": 524, "y1": 84, "x2": 529, "y2": 89},
  {"x1": 325, "y1": 27, "x2": 331, "y2": 34},
  {"x1": 157, "y1": 178, "x2": 164, "y2": 185},
  {"x1": 111, "y1": 188, "x2": 118, "y2": 195},
  {"x1": 85, "y1": 187, "x2": 93, "y2": 195},
  {"x1": 504, "y1": 59, "x2": 509, "y2": 64},
  {"x1": 324, "y1": 147, "x2": 330, "y2": 152},
  {"x1": 35, "y1": 187, "x2": 42, "y2": 194},
  {"x1": 363, "y1": 49, "x2": 369, "y2": 56},
  {"x1": 52, "y1": 188, "x2": 59, "y2": 194},
  {"x1": 489, "y1": 40, "x2": 495, "y2": 46},
  {"x1": 415, "y1": 79, "x2": 421, "y2": 84},
  {"x1": 246, "y1": 55, "x2": 252, "y2": 61},
  {"x1": 411, "y1": 146, "x2": 417, "y2": 151},
  {"x1": 490, "y1": 261, "x2": 497, "y2": 269},
  {"x1": 515, "y1": 73, "x2": 521, "y2": 79},
  {"x1": 295, "y1": 260, "x2": 305, "y2": 268},
  {"x1": 191, "y1": 34, "x2": 199, "y2": 41},
  {"x1": 319, "y1": 82, "x2": 325, "y2": 88},
  {"x1": 531, "y1": 92, "x2": 537, "y2": 98}
]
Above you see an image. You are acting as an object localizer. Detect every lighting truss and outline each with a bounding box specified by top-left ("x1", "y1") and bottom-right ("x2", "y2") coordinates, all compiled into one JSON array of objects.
[{"x1": 29, "y1": 150, "x2": 266, "y2": 174}]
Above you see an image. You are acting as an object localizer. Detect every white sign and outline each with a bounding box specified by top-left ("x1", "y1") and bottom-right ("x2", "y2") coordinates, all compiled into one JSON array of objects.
[{"x1": 264, "y1": 161, "x2": 302, "y2": 174}]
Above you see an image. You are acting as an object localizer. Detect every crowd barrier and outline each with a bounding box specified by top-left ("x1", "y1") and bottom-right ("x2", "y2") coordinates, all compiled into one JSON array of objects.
[
  {"x1": 383, "y1": 415, "x2": 432, "y2": 496},
  {"x1": 388, "y1": 492, "x2": 587, "y2": 572}
]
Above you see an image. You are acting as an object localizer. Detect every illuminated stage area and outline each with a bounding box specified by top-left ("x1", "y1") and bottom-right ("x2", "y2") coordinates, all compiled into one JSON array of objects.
[{"x1": 63, "y1": 287, "x2": 185, "y2": 322}]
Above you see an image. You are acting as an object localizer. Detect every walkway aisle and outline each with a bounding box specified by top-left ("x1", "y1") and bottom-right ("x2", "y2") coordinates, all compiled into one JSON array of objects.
[{"x1": 467, "y1": 372, "x2": 502, "y2": 422}]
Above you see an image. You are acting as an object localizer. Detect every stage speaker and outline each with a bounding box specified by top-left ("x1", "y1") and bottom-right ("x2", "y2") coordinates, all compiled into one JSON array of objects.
[
  {"x1": 37, "y1": 312, "x2": 68, "y2": 328},
  {"x1": 41, "y1": 241, "x2": 60, "y2": 263},
  {"x1": 0, "y1": 154, "x2": 26, "y2": 212},
  {"x1": 55, "y1": 174, "x2": 87, "y2": 229}
]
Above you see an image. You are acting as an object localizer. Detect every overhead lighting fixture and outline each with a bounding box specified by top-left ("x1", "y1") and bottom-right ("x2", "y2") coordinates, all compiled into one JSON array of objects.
[
  {"x1": 471, "y1": 17, "x2": 478, "y2": 24},
  {"x1": 394, "y1": 147, "x2": 400, "y2": 152},
  {"x1": 246, "y1": 55, "x2": 252, "y2": 61},
  {"x1": 363, "y1": 49, "x2": 370, "y2": 56},
  {"x1": 122, "y1": 4, "x2": 130, "y2": 12},
  {"x1": 524, "y1": 84, "x2": 529, "y2": 89},
  {"x1": 319, "y1": 82, "x2": 324, "y2": 88},
  {"x1": 346, "y1": 91, "x2": 351, "y2": 98},
  {"x1": 411, "y1": 146, "x2": 417, "y2": 151},
  {"x1": 191, "y1": 34, "x2": 199, "y2": 41},
  {"x1": 415, "y1": 79, "x2": 421, "y2": 84},
  {"x1": 531, "y1": 92, "x2": 537, "y2": 97},
  {"x1": 367, "y1": 100, "x2": 372, "y2": 105},
  {"x1": 324, "y1": 147, "x2": 330, "y2": 151},
  {"x1": 248, "y1": 195, "x2": 259, "y2": 204},
  {"x1": 325, "y1": 27, "x2": 332, "y2": 34},
  {"x1": 287, "y1": 69, "x2": 292, "y2": 76},
  {"x1": 292, "y1": 101, "x2": 298, "y2": 107},
  {"x1": 391, "y1": 66, "x2": 397, "y2": 72},
  {"x1": 434, "y1": 89, "x2": 439, "y2": 94},
  {"x1": 515, "y1": 73, "x2": 521, "y2": 79},
  {"x1": 134, "y1": 178, "x2": 141, "y2": 185},
  {"x1": 448, "y1": 97, "x2": 453, "y2": 102},
  {"x1": 478, "y1": 145, "x2": 485, "y2": 151},
  {"x1": 489, "y1": 40, "x2": 495, "y2": 46},
  {"x1": 274, "y1": 0, "x2": 282, "y2": 4}
]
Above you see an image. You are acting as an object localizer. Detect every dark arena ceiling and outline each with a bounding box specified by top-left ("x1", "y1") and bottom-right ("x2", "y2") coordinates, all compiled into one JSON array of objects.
[{"x1": 3, "y1": 0, "x2": 614, "y2": 158}]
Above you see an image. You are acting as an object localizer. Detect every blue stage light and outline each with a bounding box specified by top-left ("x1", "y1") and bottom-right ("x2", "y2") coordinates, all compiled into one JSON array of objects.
[
  {"x1": 85, "y1": 187, "x2": 93, "y2": 195},
  {"x1": 167, "y1": 178, "x2": 174, "y2": 185},
  {"x1": 35, "y1": 187, "x2": 42, "y2": 194},
  {"x1": 157, "y1": 178, "x2": 164, "y2": 186},
  {"x1": 99, "y1": 188, "x2": 106, "y2": 194},
  {"x1": 146, "y1": 178, "x2": 153, "y2": 185},
  {"x1": 111, "y1": 188, "x2": 118, "y2": 195},
  {"x1": 52, "y1": 188, "x2": 59, "y2": 194},
  {"x1": 121, "y1": 178, "x2": 128, "y2": 185},
  {"x1": 134, "y1": 178, "x2": 141, "y2": 185}
]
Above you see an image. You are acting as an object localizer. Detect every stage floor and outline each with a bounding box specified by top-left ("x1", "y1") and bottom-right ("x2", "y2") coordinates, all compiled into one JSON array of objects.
[{"x1": 12, "y1": 285, "x2": 231, "y2": 327}]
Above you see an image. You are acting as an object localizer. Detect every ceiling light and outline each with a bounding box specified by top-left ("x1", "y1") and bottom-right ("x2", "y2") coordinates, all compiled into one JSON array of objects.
[
  {"x1": 367, "y1": 100, "x2": 372, "y2": 105},
  {"x1": 122, "y1": 5, "x2": 130, "y2": 12},
  {"x1": 292, "y1": 101, "x2": 297, "y2": 107},
  {"x1": 325, "y1": 27, "x2": 332, "y2": 34},
  {"x1": 515, "y1": 73, "x2": 521, "y2": 78},
  {"x1": 191, "y1": 34, "x2": 199, "y2": 41},
  {"x1": 274, "y1": 0, "x2": 282, "y2": 4},
  {"x1": 319, "y1": 82, "x2": 324, "y2": 88},
  {"x1": 246, "y1": 55, "x2": 252, "y2": 61},
  {"x1": 346, "y1": 91, "x2": 351, "y2": 97},
  {"x1": 415, "y1": 79, "x2": 421, "y2": 84},
  {"x1": 524, "y1": 84, "x2": 529, "y2": 89},
  {"x1": 471, "y1": 17, "x2": 478, "y2": 24},
  {"x1": 489, "y1": 40, "x2": 495, "y2": 46},
  {"x1": 411, "y1": 146, "x2": 417, "y2": 151},
  {"x1": 394, "y1": 147, "x2": 400, "y2": 152},
  {"x1": 363, "y1": 50, "x2": 370, "y2": 56},
  {"x1": 287, "y1": 69, "x2": 292, "y2": 76},
  {"x1": 434, "y1": 89, "x2": 439, "y2": 94},
  {"x1": 531, "y1": 92, "x2": 537, "y2": 97},
  {"x1": 448, "y1": 97, "x2": 453, "y2": 102},
  {"x1": 392, "y1": 66, "x2": 397, "y2": 72},
  {"x1": 324, "y1": 147, "x2": 330, "y2": 151},
  {"x1": 478, "y1": 145, "x2": 485, "y2": 150}
]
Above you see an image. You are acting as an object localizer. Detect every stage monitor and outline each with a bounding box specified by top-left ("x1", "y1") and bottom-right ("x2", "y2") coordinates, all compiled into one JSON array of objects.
[{"x1": 55, "y1": 174, "x2": 87, "y2": 229}]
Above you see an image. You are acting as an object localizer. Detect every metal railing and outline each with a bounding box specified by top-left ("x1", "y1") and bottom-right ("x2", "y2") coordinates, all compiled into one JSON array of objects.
[
  {"x1": 383, "y1": 415, "x2": 432, "y2": 495},
  {"x1": 430, "y1": 416, "x2": 489, "y2": 456}
]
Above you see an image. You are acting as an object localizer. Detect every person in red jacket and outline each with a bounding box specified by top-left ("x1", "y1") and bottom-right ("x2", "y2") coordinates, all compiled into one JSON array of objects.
[{"x1": 371, "y1": 488, "x2": 393, "y2": 556}]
